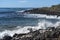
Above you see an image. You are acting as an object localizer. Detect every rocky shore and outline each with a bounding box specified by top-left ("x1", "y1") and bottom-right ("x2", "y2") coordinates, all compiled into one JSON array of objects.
[
  {"x1": 1, "y1": 26, "x2": 60, "y2": 40},
  {"x1": 24, "y1": 4, "x2": 60, "y2": 17}
]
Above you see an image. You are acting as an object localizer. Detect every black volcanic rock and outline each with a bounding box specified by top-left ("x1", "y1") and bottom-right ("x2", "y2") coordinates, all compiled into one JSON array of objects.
[
  {"x1": 2, "y1": 35, "x2": 12, "y2": 40},
  {"x1": 1, "y1": 27, "x2": 60, "y2": 40}
]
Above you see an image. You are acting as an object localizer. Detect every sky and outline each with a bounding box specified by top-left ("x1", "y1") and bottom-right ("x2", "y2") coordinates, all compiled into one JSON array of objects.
[{"x1": 0, "y1": 0, "x2": 60, "y2": 8}]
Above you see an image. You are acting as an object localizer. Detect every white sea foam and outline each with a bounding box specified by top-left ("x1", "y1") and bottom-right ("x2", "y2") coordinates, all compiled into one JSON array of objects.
[
  {"x1": 16, "y1": 10, "x2": 25, "y2": 12},
  {"x1": 0, "y1": 14, "x2": 60, "y2": 39},
  {"x1": 0, "y1": 20, "x2": 45, "y2": 38},
  {"x1": 22, "y1": 14, "x2": 60, "y2": 19},
  {"x1": 0, "y1": 19, "x2": 60, "y2": 39}
]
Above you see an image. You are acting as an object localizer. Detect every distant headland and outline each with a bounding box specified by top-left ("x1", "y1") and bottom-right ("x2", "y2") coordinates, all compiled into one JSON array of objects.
[{"x1": 24, "y1": 4, "x2": 60, "y2": 17}]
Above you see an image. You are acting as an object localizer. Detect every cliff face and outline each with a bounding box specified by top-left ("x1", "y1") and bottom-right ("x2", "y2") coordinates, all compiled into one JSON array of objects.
[{"x1": 24, "y1": 4, "x2": 60, "y2": 16}]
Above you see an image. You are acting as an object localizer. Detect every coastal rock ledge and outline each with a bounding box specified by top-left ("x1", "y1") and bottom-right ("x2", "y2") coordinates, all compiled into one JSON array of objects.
[{"x1": 1, "y1": 27, "x2": 60, "y2": 40}]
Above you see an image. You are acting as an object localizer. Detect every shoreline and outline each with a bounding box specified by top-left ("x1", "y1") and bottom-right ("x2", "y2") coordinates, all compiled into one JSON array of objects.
[
  {"x1": 24, "y1": 4, "x2": 60, "y2": 17},
  {"x1": 1, "y1": 26, "x2": 60, "y2": 40}
]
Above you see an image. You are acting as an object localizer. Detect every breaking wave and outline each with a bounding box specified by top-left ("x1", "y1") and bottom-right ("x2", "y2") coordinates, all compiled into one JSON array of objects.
[
  {"x1": 0, "y1": 19, "x2": 60, "y2": 39},
  {"x1": 0, "y1": 8, "x2": 60, "y2": 39}
]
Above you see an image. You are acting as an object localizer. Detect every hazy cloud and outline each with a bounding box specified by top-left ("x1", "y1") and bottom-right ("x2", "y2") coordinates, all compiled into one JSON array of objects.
[{"x1": 19, "y1": 0, "x2": 28, "y2": 3}]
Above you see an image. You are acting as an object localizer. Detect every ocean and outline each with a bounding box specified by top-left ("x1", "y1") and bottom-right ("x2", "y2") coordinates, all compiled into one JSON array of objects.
[{"x1": 0, "y1": 8, "x2": 60, "y2": 39}]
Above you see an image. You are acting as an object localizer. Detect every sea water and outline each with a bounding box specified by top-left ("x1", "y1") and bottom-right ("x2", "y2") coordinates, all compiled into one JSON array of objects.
[{"x1": 0, "y1": 8, "x2": 60, "y2": 38}]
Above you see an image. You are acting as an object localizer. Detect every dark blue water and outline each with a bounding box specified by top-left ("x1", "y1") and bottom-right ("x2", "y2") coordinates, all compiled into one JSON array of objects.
[
  {"x1": 0, "y1": 8, "x2": 40, "y2": 30},
  {"x1": 0, "y1": 8, "x2": 60, "y2": 38}
]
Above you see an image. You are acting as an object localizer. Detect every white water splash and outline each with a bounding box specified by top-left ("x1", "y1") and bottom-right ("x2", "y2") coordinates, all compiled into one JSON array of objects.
[
  {"x1": 0, "y1": 19, "x2": 60, "y2": 39},
  {"x1": 0, "y1": 14, "x2": 60, "y2": 39}
]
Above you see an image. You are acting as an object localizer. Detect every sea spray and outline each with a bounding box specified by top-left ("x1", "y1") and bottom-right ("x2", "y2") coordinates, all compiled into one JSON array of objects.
[
  {"x1": 0, "y1": 19, "x2": 60, "y2": 39},
  {"x1": 0, "y1": 20, "x2": 45, "y2": 38}
]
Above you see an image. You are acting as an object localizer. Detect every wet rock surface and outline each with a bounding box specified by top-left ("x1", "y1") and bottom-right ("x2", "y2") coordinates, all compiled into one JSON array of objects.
[{"x1": 1, "y1": 27, "x2": 60, "y2": 40}]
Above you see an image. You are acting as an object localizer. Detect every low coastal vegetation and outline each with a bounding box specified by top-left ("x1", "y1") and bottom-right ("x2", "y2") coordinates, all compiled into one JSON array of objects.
[{"x1": 24, "y1": 4, "x2": 60, "y2": 16}]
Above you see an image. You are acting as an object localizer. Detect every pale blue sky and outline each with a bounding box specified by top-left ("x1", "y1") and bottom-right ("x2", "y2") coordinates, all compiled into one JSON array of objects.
[{"x1": 0, "y1": 0, "x2": 60, "y2": 8}]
